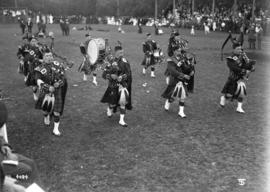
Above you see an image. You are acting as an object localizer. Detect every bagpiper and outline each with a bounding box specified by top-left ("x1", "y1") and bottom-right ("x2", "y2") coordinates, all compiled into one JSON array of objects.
[
  {"x1": 141, "y1": 33, "x2": 159, "y2": 77},
  {"x1": 34, "y1": 50, "x2": 68, "y2": 136},
  {"x1": 101, "y1": 45, "x2": 132, "y2": 127},
  {"x1": 165, "y1": 31, "x2": 194, "y2": 89},
  {"x1": 219, "y1": 44, "x2": 255, "y2": 113},
  {"x1": 17, "y1": 35, "x2": 32, "y2": 76},
  {"x1": 161, "y1": 39, "x2": 195, "y2": 118},
  {"x1": 165, "y1": 31, "x2": 180, "y2": 84},
  {"x1": 17, "y1": 36, "x2": 43, "y2": 101}
]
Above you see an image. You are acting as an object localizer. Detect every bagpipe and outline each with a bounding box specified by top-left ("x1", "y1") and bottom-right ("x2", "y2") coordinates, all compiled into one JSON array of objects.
[
  {"x1": 177, "y1": 51, "x2": 196, "y2": 92},
  {"x1": 178, "y1": 50, "x2": 197, "y2": 74},
  {"x1": 239, "y1": 51, "x2": 256, "y2": 79}
]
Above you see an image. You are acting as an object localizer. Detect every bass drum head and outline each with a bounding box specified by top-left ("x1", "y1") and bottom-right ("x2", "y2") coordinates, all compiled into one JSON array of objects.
[
  {"x1": 87, "y1": 40, "x2": 99, "y2": 64},
  {"x1": 87, "y1": 38, "x2": 106, "y2": 64}
]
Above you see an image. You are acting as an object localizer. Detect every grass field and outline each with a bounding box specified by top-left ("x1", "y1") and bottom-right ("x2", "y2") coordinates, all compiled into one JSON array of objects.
[{"x1": 0, "y1": 24, "x2": 269, "y2": 192}]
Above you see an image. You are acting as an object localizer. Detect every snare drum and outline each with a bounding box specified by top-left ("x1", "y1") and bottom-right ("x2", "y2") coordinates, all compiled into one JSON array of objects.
[{"x1": 87, "y1": 38, "x2": 106, "y2": 64}]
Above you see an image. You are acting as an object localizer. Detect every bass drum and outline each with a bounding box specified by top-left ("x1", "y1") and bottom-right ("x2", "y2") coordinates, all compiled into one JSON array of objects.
[
  {"x1": 153, "y1": 48, "x2": 164, "y2": 64},
  {"x1": 87, "y1": 38, "x2": 106, "y2": 64}
]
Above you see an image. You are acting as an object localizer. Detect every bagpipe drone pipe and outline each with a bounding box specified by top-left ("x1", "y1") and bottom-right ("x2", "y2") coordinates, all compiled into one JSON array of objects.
[{"x1": 221, "y1": 31, "x2": 244, "y2": 60}]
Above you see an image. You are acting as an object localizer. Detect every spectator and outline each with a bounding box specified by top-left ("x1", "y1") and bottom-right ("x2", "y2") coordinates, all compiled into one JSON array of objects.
[
  {"x1": 256, "y1": 24, "x2": 263, "y2": 50},
  {"x1": 248, "y1": 24, "x2": 256, "y2": 49}
]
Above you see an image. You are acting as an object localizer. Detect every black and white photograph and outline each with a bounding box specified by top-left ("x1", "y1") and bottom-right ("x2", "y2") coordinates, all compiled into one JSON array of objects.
[{"x1": 0, "y1": 0, "x2": 269, "y2": 191}]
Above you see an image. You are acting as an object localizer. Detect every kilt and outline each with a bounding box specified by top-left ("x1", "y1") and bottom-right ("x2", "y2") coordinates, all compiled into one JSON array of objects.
[
  {"x1": 101, "y1": 86, "x2": 119, "y2": 105},
  {"x1": 53, "y1": 88, "x2": 63, "y2": 113},
  {"x1": 221, "y1": 78, "x2": 237, "y2": 96},
  {"x1": 186, "y1": 75, "x2": 194, "y2": 92},
  {"x1": 35, "y1": 80, "x2": 67, "y2": 115},
  {"x1": 79, "y1": 58, "x2": 97, "y2": 75},
  {"x1": 35, "y1": 91, "x2": 55, "y2": 114},
  {"x1": 101, "y1": 84, "x2": 132, "y2": 110},
  {"x1": 25, "y1": 71, "x2": 36, "y2": 86},
  {"x1": 162, "y1": 80, "x2": 188, "y2": 100},
  {"x1": 141, "y1": 55, "x2": 155, "y2": 68},
  {"x1": 23, "y1": 61, "x2": 29, "y2": 76},
  {"x1": 126, "y1": 83, "x2": 132, "y2": 110}
]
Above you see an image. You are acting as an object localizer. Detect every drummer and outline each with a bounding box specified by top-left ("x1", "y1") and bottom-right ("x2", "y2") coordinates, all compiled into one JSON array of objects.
[
  {"x1": 141, "y1": 33, "x2": 159, "y2": 78},
  {"x1": 79, "y1": 33, "x2": 98, "y2": 86}
]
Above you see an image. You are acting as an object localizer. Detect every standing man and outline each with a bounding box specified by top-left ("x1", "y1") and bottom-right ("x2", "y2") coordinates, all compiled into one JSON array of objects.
[
  {"x1": 59, "y1": 17, "x2": 65, "y2": 36},
  {"x1": 34, "y1": 51, "x2": 68, "y2": 136},
  {"x1": 18, "y1": 17, "x2": 26, "y2": 35},
  {"x1": 256, "y1": 24, "x2": 263, "y2": 50},
  {"x1": 138, "y1": 18, "x2": 143, "y2": 34},
  {"x1": 26, "y1": 18, "x2": 33, "y2": 34},
  {"x1": 64, "y1": 19, "x2": 70, "y2": 36},
  {"x1": 248, "y1": 24, "x2": 256, "y2": 49},
  {"x1": 141, "y1": 33, "x2": 158, "y2": 77},
  {"x1": 101, "y1": 45, "x2": 132, "y2": 127}
]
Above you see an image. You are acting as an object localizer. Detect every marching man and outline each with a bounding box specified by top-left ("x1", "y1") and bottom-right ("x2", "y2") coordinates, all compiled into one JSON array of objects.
[
  {"x1": 17, "y1": 36, "x2": 43, "y2": 101},
  {"x1": 161, "y1": 41, "x2": 195, "y2": 118},
  {"x1": 79, "y1": 33, "x2": 98, "y2": 85},
  {"x1": 101, "y1": 44, "x2": 132, "y2": 127},
  {"x1": 141, "y1": 33, "x2": 159, "y2": 77},
  {"x1": 34, "y1": 50, "x2": 68, "y2": 136},
  {"x1": 220, "y1": 44, "x2": 255, "y2": 113}
]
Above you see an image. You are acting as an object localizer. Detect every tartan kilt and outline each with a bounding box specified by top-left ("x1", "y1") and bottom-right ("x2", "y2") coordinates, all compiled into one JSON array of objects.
[
  {"x1": 162, "y1": 80, "x2": 188, "y2": 100},
  {"x1": 100, "y1": 86, "x2": 119, "y2": 105},
  {"x1": 221, "y1": 78, "x2": 237, "y2": 96},
  {"x1": 23, "y1": 61, "x2": 29, "y2": 76},
  {"x1": 35, "y1": 91, "x2": 55, "y2": 114},
  {"x1": 53, "y1": 88, "x2": 64, "y2": 113},
  {"x1": 141, "y1": 55, "x2": 155, "y2": 68},
  {"x1": 25, "y1": 72, "x2": 36, "y2": 87},
  {"x1": 35, "y1": 80, "x2": 67, "y2": 115},
  {"x1": 126, "y1": 83, "x2": 132, "y2": 110},
  {"x1": 79, "y1": 58, "x2": 97, "y2": 75}
]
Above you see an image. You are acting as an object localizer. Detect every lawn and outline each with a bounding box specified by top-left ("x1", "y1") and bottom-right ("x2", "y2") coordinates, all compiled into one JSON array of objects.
[{"x1": 0, "y1": 23, "x2": 269, "y2": 192}]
